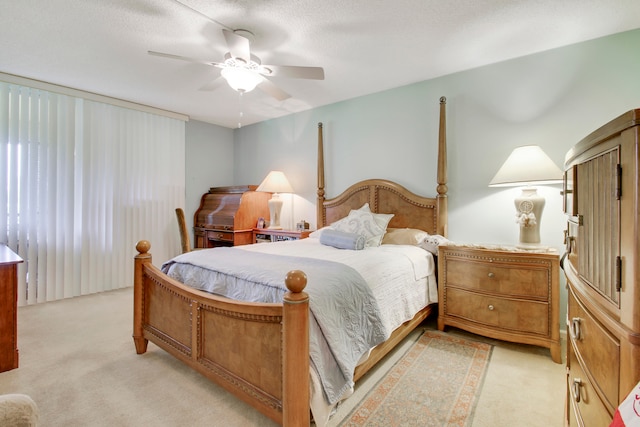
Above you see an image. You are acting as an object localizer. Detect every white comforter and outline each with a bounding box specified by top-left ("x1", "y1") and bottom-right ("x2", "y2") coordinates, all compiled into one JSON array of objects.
[
  {"x1": 239, "y1": 238, "x2": 438, "y2": 335},
  {"x1": 162, "y1": 238, "x2": 438, "y2": 425}
]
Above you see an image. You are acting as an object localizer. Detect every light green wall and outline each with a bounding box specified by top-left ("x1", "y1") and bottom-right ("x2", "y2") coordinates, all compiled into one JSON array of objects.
[
  {"x1": 231, "y1": 29, "x2": 640, "y2": 247},
  {"x1": 184, "y1": 120, "x2": 234, "y2": 235},
  {"x1": 187, "y1": 28, "x2": 640, "y2": 328}
]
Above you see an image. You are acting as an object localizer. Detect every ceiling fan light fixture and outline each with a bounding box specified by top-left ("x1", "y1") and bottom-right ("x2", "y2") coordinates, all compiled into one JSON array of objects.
[
  {"x1": 150, "y1": 27, "x2": 322, "y2": 102},
  {"x1": 221, "y1": 67, "x2": 262, "y2": 93}
]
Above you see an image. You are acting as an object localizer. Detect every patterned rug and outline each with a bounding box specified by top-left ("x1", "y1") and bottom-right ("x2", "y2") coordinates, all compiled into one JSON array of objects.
[{"x1": 339, "y1": 329, "x2": 493, "y2": 427}]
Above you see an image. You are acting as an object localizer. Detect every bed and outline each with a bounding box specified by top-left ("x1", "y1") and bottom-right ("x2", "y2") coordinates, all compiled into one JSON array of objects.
[{"x1": 132, "y1": 96, "x2": 448, "y2": 426}]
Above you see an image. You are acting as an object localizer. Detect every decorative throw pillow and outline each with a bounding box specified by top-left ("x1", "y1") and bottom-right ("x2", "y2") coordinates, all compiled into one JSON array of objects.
[
  {"x1": 382, "y1": 228, "x2": 430, "y2": 246},
  {"x1": 357, "y1": 203, "x2": 395, "y2": 231},
  {"x1": 319, "y1": 228, "x2": 365, "y2": 250},
  {"x1": 331, "y1": 209, "x2": 389, "y2": 247},
  {"x1": 419, "y1": 234, "x2": 451, "y2": 255}
]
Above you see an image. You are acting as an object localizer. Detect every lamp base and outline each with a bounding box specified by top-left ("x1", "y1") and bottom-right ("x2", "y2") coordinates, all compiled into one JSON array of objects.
[
  {"x1": 267, "y1": 193, "x2": 284, "y2": 230},
  {"x1": 515, "y1": 187, "x2": 545, "y2": 249}
]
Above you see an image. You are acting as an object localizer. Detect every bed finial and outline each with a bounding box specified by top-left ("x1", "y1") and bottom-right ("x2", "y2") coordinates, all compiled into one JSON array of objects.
[
  {"x1": 285, "y1": 270, "x2": 308, "y2": 293},
  {"x1": 440, "y1": 96, "x2": 446, "y2": 104},
  {"x1": 136, "y1": 240, "x2": 150, "y2": 254}
]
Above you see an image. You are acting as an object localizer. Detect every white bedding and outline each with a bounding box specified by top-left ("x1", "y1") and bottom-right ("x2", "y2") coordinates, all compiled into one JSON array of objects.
[
  {"x1": 163, "y1": 238, "x2": 438, "y2": 426},
  {"x1": 239, "y1": 238, "x2": 438, "y2": 335}
]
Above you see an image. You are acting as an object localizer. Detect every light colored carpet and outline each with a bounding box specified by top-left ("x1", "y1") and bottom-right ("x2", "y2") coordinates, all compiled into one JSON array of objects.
[{"x1": 0, "y1": 288, "x2": 566, "y2": 426}]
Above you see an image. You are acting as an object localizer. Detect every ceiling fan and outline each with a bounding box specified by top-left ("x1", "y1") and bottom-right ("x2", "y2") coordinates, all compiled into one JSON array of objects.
[{"x1": 148, "y1": 29, "x2": 325, "y2": 101}]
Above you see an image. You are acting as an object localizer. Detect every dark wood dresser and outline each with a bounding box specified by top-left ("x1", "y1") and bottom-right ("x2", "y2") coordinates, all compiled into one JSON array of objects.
[
  {"x1": 563, "y1": 109, "x2": 640, "y2": 425},
  {"x1": 0, "y1": 244, "x2": 23, "y2": 372},
  {"x1": 194, "y1": 185, "x2": 271, "y2": 248}
]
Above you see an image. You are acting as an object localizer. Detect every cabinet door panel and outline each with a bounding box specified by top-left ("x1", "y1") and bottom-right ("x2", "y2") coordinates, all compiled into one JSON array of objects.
[{"x1": 576, "y1": 146, "x2": 620, "y2": 306}]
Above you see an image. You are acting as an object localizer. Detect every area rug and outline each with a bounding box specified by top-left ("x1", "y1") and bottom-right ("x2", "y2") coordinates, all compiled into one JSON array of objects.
[{"x1": 339, "y1": 329, "x2": 493, "y2": 427}]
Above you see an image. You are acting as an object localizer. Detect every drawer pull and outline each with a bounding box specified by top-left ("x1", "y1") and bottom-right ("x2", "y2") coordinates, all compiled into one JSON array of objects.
[
  {"x1": 570, "y1": 317, "x2": 582, "y2": 340},
  {"x1": 571, "y1": 378, "x2": 582, "y2": 402},
  {"x1": 487, "y1": 304, "x2": 495, "y2": 311},
  {"x1": 487, "y1": 272, "x2": 495, "y2": 278}
]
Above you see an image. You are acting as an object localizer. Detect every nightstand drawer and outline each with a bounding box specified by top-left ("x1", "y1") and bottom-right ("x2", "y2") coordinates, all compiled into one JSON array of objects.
[
  {"x1": 445, "y1": 258, "x2": 550, "y2": 300},
  {"x1": 568, "y1": 288, "x2": 620, "y2": 411},
  {"x1": 445, "y1": 287, "x2": 550, "y2": 335}
]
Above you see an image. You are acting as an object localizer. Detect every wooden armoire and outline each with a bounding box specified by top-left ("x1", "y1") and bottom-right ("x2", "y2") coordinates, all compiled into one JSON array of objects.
[{"x1": 563, "y1": 109, "x2": 640, "y2": 425}]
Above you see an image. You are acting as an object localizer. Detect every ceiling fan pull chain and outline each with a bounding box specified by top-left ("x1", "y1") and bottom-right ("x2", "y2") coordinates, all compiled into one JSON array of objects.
[{"x1": 237, "y1": 91, "x2": 244, "y2": 129}]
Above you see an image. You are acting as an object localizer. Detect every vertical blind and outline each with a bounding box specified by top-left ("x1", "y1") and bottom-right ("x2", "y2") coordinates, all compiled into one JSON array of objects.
[{"x1": 0, "y1": 82, "x2": 185, "y2": 306}]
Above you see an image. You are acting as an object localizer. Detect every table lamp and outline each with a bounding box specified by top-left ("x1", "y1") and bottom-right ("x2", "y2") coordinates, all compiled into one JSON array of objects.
[
  {"x1": 256, "y1": 170, "x2": 293, "y2": 229},
  {"x1": 489, "y1": 145, "x2": 562, "y2": 249}
]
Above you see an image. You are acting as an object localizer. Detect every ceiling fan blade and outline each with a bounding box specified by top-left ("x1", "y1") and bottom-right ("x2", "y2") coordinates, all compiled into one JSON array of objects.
[
  {"x1": 257, "y1": 78, "x2": 290, "y2": 101},
  {"x1": 148, "y1": 50, "x2": 222, "y2": 67},
  {"x1": 222, "y1": 29, "x2": 251, "y2": 63},
  {"x1": 262, "y1": 65, "x2": 325, "y2": 80},
  {"x1": 199, "y1": 77, "x2": 225, "y2": 92},
  {"x1": 170, "y1": 0, "x2": 228, "y2": 29}
]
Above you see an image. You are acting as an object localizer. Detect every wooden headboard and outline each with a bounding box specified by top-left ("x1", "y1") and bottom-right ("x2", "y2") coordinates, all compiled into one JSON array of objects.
[{"x1": 316, "y1": 97, "x2": 448, "y2": 237}]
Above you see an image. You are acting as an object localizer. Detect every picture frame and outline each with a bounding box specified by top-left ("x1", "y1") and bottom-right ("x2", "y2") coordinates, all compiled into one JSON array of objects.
[{"x1": 257, "y1": 217, "x2": 265, "y2": 229}]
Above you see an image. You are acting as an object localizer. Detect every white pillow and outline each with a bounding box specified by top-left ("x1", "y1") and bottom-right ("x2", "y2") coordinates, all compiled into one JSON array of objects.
[
  {"x1": 357, "y1": 203, "x2": 371, "y2": 212},
  {"x1": 419, "y1": 234, "x2": 451, "y2": 255},
  {"x1": 331, "y1": 209, "x2": 389, "y2": 247}
]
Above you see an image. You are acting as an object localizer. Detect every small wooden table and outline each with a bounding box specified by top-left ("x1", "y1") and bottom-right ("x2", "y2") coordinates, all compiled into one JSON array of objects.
[
  {"x1": 0, "y1": 245, "x2": 23, "y2": 372},
  {"x1": 253, "y1": 228, "x2": 311, "y2": 243}
]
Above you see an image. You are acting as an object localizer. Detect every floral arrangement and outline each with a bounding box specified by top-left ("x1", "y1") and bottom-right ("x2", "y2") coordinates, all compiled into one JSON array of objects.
[
  {"x1": 516, "y1": 200, "x2": 536, "y2": 227},
  {"x1": 516, "y1": 212, "x2": 537, "y2": 227}
]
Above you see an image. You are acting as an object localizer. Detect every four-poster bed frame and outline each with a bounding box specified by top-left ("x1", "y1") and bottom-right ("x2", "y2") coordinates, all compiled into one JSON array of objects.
[{"x1": 132, "y1": 97, "x2": 448, "y2": 426}]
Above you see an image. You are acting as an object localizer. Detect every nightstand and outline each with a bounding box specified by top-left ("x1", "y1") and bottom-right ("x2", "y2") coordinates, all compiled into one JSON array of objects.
[
  {"x1": 437, "y1": 244, "x2": 561, "y2": 363},
  {"x1": 253, "y1": 228, "x2": 312, "y2": 243}
]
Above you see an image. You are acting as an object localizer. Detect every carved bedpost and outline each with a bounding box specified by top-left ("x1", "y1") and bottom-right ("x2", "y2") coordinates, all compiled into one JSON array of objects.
[
  {"x1": 437, "y1": 97, "x2": 448, "y2": 237},
  {"x1": 282, "y1": 270, "x2": 310, "y2": 427},
  {"x1": 317, "y1": 122, "x2": 326, "y2": 228},
  {"x1": 133, "y1": 240, "x2": 151, "y2": 354}
]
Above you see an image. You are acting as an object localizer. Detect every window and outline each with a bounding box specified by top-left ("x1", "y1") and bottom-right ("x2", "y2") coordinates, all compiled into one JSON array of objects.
[{"x1": 1, "y1": 83, "x2": 185, "y2": 305}]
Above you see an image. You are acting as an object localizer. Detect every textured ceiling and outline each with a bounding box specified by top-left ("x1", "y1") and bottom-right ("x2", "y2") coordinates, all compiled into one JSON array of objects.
[{"x1": 2, "y1": 0, "x2": 640, "y2": 128}]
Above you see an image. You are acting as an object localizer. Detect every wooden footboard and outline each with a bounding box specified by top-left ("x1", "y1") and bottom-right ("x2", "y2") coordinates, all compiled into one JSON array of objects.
[{"x1": 133, "y1": 240, "x2": 310, "y2": 426}]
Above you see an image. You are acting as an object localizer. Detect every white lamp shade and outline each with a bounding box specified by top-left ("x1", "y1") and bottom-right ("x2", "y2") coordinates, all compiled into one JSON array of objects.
[
  {"x1": 221, "y1": 67, "x2": 262, "y2": 93},
  {"x1": 256, "y1": 171, "x2": 293, "y2": 230},
  {"x1": 489, "y1": 145, "x2": 563, "y2": 187},
  {"x1": 256, "y1": 171, "x2": 293, "y2": 194}
]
